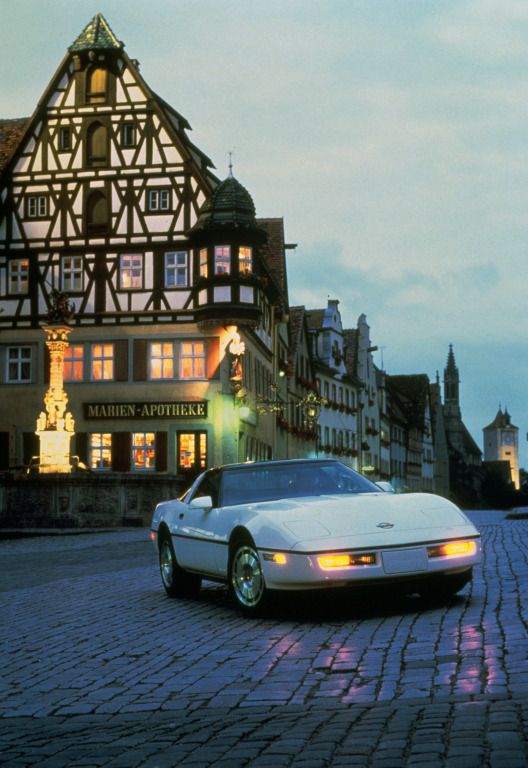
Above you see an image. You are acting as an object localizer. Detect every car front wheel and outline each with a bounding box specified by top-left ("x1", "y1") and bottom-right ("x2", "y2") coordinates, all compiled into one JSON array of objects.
[
  {"x1": 229, "y1": 539, "x2": 268, "y2": 615},
  {"x1": 159, "y1": 534, "x2": 201, "y2": 598}
]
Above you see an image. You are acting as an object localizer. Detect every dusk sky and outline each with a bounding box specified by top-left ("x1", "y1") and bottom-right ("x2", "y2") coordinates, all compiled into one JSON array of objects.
[{"x1": 2, "y1": 0, "x2": 527, "y2": 467}]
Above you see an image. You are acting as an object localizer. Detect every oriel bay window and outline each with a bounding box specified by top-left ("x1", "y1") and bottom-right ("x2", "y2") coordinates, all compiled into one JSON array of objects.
[
  {"x1": 239, "y1": 246, "x2": 252, "y2": 274},
  {"x1": 214, "y1": 245, "x2": 230, "y2": 274}
]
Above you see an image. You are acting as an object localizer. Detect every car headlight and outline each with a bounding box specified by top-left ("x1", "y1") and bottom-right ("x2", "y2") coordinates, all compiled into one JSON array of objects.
[
  {"x1": 318, "y1": 553, "x2": 376, "y2": 569},
  {"x1": 427, "y1": 541, "x2": 478, "y2": 558}
]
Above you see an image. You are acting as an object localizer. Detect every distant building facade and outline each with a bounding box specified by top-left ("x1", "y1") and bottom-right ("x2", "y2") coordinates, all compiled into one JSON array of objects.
[{"x1": 483, "y1": 408, "x2": 520, "y2": 490}]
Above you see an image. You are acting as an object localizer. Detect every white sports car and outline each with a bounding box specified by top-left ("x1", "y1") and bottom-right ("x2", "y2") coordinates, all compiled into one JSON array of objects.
[{"x1": 151, "y1": 459, "x2": 481, "y2": 614}]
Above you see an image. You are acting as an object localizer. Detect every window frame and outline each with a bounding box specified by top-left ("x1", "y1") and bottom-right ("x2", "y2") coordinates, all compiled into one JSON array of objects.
[
  {"x1": 164, "y1": 251, "x2": 189, "y2": 288},
  {"x1": 147, "y1": 188, "x2": 170, "y2": 212},
  {"x1": 8, "y1": 259, "x2": 29, "y2": 295},
  {"x1": 6, "y1": 346, "x2": 32, "y2": 383},
  {"x1": 149, "y1": 341, "x2": 176, "y2": 380},
  {"x1": 89, "y1": 432, "x2": 112, "y2": 471},
  {"x1": 239, "y1": 246, "x2": 253, "y2": 274},
  {"x1": 121, "y1": 122, "x2": 137, "y2": 148},
  {"x1": 179, "y1": 341, "x2": 206, "y2": 380},
  {"x1": 26, "y1": 195, "x2": 48, "y2": 219},
  {"x1": 131, "y1": 432, "x2": 156, "y2": 472},
  {"x1": 63, "y1": 343, "x2": 85, "y2": 382},
  {"x1": 90, "y1": 342, "x2": 114, "y2": 382},
  {"x1": 87, "y1": 66, "x2": 108, "y2": 104},
  {"x1": 59, "y1": 126, "x2": 71, "y2": 152},
  {"x1": 61, "y1": 255, "x2": 84, "y2": 293},
  {"x1": 214, "y1": 245, "x2": 231, "y2": 275},
  {"x1": 119, "y1": 254, "x2": 143, "y2": 290}
]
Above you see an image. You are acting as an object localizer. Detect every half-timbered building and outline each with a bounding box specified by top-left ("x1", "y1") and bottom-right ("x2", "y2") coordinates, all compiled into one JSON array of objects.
[{"x1": 0, "y1": 14, "x2": 287, "y2": 479}]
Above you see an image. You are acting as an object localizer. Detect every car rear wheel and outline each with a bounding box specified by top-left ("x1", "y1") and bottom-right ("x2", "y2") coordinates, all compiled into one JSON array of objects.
[
  {"x1": 420, "y1": 569, "x2": 472, "y2": 602},
  {"x1": 159, "y1": 534, "x2": 201, "y2": 598},
  {"x1": 229, "y1": 538, "x2": 268, "y2": 616}
]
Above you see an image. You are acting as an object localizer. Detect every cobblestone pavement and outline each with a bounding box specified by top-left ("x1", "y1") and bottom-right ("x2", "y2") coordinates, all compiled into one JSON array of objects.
[{"x1": 0, "y1": 511, "x2": 527, "y2": 767}]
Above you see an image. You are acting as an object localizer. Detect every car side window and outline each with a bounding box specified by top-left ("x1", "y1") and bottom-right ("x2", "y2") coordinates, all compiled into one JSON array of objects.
[{"x1": 190, "y1": 472, "x2": 219, "y2": 507}]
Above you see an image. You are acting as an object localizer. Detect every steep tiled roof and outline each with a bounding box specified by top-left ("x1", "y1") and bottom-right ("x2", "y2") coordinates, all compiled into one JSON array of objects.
[
  {"x1": 258, "y1": 217, "x2": 289, "y2": 309},
  {"x1": 193, "y1": 176, "x2": 259, "y2": 232},
  {"x1": 484, "y1": 408, "x2": 518, "y2": 431},
  {"x1": 304, "y1": 309, "x2": 325, "y2": 331},
  {"x1": 0, "y1": 118, "x2": 29, "y2": 174},
  {"x1": 70, "y1": 13, "x2": 122, "y2": 51}
]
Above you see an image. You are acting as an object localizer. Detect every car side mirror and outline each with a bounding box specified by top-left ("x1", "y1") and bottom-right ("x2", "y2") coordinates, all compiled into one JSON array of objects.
[{"x1": 189, "y1": 495, "x2": 213, "y2": 510}]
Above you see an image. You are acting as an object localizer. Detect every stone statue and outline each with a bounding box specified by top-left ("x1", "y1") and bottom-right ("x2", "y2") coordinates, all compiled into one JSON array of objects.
[{"x1": 48, "y1": 288, "x2": 75, "y2": 324}]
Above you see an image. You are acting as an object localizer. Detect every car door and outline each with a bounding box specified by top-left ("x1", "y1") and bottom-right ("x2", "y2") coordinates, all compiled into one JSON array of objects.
[{"x1": 173, "y1": 471, "x2": 223, "y2": 575}]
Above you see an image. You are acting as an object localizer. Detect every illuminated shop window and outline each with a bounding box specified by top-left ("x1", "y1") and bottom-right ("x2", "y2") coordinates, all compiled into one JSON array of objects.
[
  {"x1": 61, "y1": 256, "x2": 83, "y2": 292},
  {"x1": 214, "y1": 245, "x2": 230, "y2": 275},
  {"x1": 64, "y1": 344, "x2": 84, "y2": 382},
  {"x1": 8, "y1": 259, "x2": 29, "y2": 294},
  {"x1": 120, "y1": 254, "x2": 142, "y2": 289},
  {"x1": 150, "y1": 342, "x2": 175, "y2": 380},
  {"x1": 178, "y1": 432, "x2": 207, "y2": 470},
  {"x1": 165, "y1": 251, "x2": 189, "y2": 287},
  {"x1": 239, "y1": 246, "x2": 252, "y2": 273},
  {"x1": 89, "y1": 433, "x2": 112, "y2": 470},
  {"x1": 199, "y1": 248, "x2": 208, "y2": 278},
  {"x1": 132, "y1": 432, "x2": 155, "y2": 471},
  {"x1": 180, "y1": 341, "x2": 205, "y2": 379},
  {"x1": 91, "y1": 343, "x2": 114, "y2": 381},
  {"x1": 7, "y1": 346, "x2": 32, "y2": 383}
]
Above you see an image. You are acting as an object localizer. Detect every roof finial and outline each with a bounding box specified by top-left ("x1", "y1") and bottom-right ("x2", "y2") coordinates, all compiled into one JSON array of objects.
[{"x1": 228, "y1": 150, "x2": 234, "y2": 179}]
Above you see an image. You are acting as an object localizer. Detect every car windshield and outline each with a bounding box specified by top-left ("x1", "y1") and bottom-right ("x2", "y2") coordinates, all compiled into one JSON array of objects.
[{"x1": 221, "y1": 461, "x2": 379, "y2": 506}]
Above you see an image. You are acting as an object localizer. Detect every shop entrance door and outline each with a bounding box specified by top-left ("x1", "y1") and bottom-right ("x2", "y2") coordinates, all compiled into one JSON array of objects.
[{"x1": 177, "y1": 431, "x2": 207, "y2": 481}]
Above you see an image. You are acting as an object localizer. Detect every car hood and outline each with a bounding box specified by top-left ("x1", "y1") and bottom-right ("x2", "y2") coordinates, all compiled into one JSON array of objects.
[{"x1": 244, "y1": 493, "x2": 478, "y2": 551}]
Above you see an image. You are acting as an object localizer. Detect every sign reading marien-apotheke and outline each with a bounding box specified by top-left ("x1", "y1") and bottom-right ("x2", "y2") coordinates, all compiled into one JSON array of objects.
[{"x1": 84, "y1": 401, "x2": 207, "y2": 419}]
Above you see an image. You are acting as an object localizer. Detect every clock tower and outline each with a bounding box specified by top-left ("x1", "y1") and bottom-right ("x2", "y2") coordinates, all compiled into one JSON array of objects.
[{"x1": 483, "y1": 407, "x2": 520, "y2": 490}]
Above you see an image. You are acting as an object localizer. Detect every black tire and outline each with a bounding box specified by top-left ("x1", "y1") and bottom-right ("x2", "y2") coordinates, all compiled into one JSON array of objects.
[
  {"x1": 420, "y1": 569, "x2": 472, "y2": 602},
  {"x1": 158, "y1": 534, "x2": 202, "y2": 598},
  {"x1": 229, "y1": 536, "x2": 269, "y2": 616}
]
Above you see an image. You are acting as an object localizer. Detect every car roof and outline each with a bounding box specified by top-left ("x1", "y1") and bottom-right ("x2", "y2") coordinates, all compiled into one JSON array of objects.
[{"x1": 214, "y1": 458, "x2": 341, "y2": 473}]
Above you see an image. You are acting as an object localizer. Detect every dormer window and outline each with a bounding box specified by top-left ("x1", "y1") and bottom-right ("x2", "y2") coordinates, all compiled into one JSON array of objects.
[
  {"x1": 239, "y1": 246, "x2": 252, "y2": 274},
  {"x1": 214, "y1": 245, "x2": 230, "y2": 275},
  {"x1": 87, "y1": 66, "x2": 107, "y2": 103}
]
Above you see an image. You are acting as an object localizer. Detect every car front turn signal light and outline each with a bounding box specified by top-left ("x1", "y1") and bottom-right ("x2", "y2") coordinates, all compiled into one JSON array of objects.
[
  {"x1": 318, "y1": 553, "x2": 376, "y2": 569},
  {"x1": 427, "y1": 541, "x2": 478, "y2": 558},
  {"x1": 262, "y1": 552, "x2": 287, "y2": 565}
]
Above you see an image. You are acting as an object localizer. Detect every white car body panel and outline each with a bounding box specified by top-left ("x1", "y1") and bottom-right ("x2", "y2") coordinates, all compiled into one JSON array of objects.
[{"x1": 152, "y1": 477, "x2": 481, "y2": 591}]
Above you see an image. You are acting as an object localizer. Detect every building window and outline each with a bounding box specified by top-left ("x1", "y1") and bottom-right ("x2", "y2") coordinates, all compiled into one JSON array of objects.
[
  {"x1": 178, "y1": 432, "x2": 207, "y2": 472},
  {"x1": 89, "y1": 433, "x2": 112, "y2": 470},
  {"x1": 27, "y1": 195, "x2": 48, "y2": 218},
  {"x1": 64, "y1": 344, "x2": 84, "y2": 382},
  {"x1": 214, "y1": 245, "x2": 231, "y2": 275},
  {"x1": 8, "y1": 259, "x2": 29, "y2": 294},
  {"x1": 121, "y1": 123, "x2": 136, "y2": 147},
  {"x1": 199, "y1": 248, "x2": 208, "y2": 278},
  {"x1": 239, "y1": 246, "x2": 252, "y2": 274},
  {"x1": 147, "y1": 189, "x2": 170, "y2": 212},
  {"x1": 132, "y1": 432, "x2": 155, "y2": 471},
  {"x1": 86, "y1": 190, "x2": 109, "y2": 233},
  {"x1": 120, "y1": 254, "x2": 143, "y2": 289},
  {"x1": 87, "y1": 122, "x2": 107, "y2": 166},
  {"x1": 165, "y1": 251, "x2": 189, "y2": 287},
  {"x1": 7, "y1": 347, "x2": 32, "y2": 383},
  {"x1": 87, "y1": 67, "x2": 107, "y2": 103},
  {"x1": 180, "y1": 341, "x2": 205, "y2": 379},
  {"x1": 61, "y1": 256, "x2": 83, "y2": 292},
  {"x1": 59, "y1": 127, "x2": 71, "y2": 151},
  {"x1": 91, "y1": 343, "x2": 114, "y2": 381},
  {"x1": 150, "y1": 342, "x2": 175, "y2": 380}
]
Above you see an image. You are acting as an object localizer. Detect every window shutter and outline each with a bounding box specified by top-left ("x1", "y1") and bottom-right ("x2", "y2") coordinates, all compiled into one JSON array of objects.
[
  {"x1": 114, "y1": 340, "x2": 128, "y2": 381},
  {"x1": 155, "y1": 431, "x2": 168, "y2": 472},
  {"x1": 112, "y1": 432, "x2": 131, "y2": 471},
  {"x1": 23, "y1": 432, "x2": 40, "y2": 465},
  {"x1": 74, "y1": 432, "x2": 88, "y2": 465},
  {"x1": 206, "y1": 337, "x2": 220, "y2": 379},
  {"x1": 0, "y1": 432, "x2": 9, "y2": 470},
  {"x1": 133, "y1": 339, "x2": 148, "y2": 381}
]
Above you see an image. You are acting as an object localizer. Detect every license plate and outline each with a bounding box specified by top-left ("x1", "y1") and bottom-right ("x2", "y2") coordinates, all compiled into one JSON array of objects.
[{"x1": 382, "y1": 547, "x2": 428, "y2": 574}]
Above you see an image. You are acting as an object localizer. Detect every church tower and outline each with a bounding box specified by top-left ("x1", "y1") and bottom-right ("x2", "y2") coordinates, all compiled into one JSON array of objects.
[
  {"x1": 483, "y1": 408, "x2": 520, "y2": 490},
  {"x1": 444, "y1": 344, "x2": 461, "y2": 421}
]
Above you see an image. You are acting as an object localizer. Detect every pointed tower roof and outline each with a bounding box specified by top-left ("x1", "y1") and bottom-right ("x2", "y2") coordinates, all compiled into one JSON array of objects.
[
  {"x1": 70, "y1": 13, "x2": 123, "y2": 52},
  {"x1": 484, "y1": 407, "x2": 518, "y2": 431},
  {"x1": 191, "y1": 175, "x2": 263, "y2": 233},
  {"x1": 445, "y1": 343, "x2": 459, "y2": 376}
]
